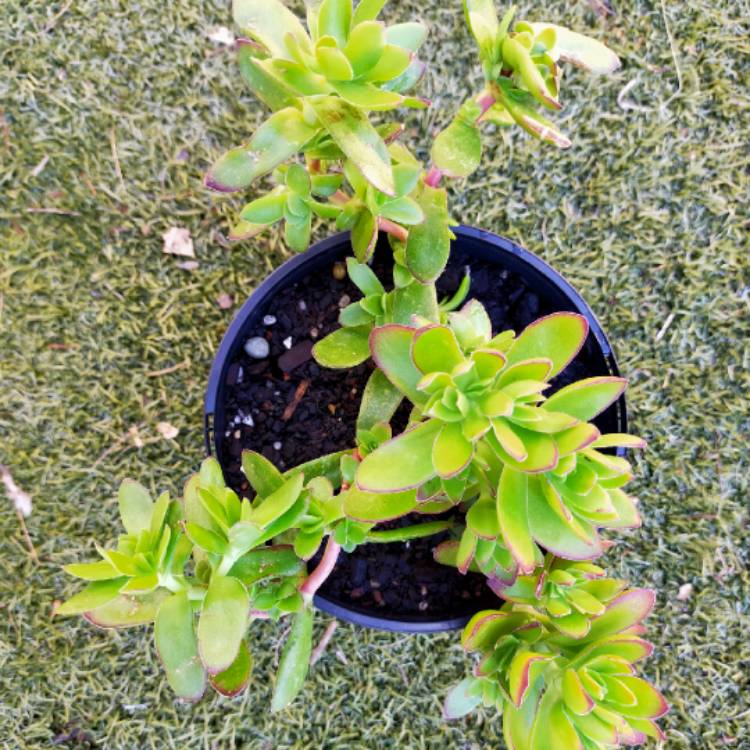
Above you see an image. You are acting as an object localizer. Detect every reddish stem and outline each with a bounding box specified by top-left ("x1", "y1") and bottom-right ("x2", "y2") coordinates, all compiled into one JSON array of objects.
[
  {"x1": 476, "y1": 91, "x2": 496, "y2": 117},
  {"x1": 299, "y1": 536, "x2": 341, "y2": 603},
  {"x1": 424, "y1": 165, "x2": 443, "y2": 187},
  {"x1": 329, "y1": 189, "x2": 350, "y2": 206},
  {"x1": 377, "y1": 217, "x2": 409, "y2": 242}
]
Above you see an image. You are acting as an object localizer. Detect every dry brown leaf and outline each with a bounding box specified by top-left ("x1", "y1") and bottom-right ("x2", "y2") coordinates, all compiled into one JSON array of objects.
[
  {"x1": 156, "y1": 421, "x2": 179, "y2": 440},
  {"x1": 217, "y1": 293, "x2": 234, "y2": 309},
  {"x1": 0, "y1": 464, "x2": 32, "y2": 517},
  {"x1": 206, "y1": 25, "x2": 235, "y2": 45},
  {"x1": 162, "y1": 227, "x2": 194, "y2": 257}
]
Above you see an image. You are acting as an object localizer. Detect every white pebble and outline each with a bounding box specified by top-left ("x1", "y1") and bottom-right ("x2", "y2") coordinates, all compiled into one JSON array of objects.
[
  {"x1": 298, "y1": 300, "x2": 307, "y2": 311},
  {"x1": 244, "y1": 336, "x2": 269, "y2": 359},
  {"x1": 241, "y1": 414, "x2": 254, "y2": 427},
  {"x1": 283, "y1": 336, "x2": 293, "y2": 349},
  {"x1": 263, "y1": 314, "x2": 277, "y2": 325},
  {"x1": 273, "y1": 441, "x2": 282, "y2": 450}
]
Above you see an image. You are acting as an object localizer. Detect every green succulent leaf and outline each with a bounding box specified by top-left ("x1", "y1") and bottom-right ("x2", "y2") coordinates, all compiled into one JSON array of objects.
[
  {"x1": 363, "y1": 44, "x2": 411, "y2": 82},
  {"x1": 209, "y1": 638, "x2": 253, "y2": 697},
  {"x1": 494, "y1": 80, "x2": 571, "y2": 149},
  {"x1": 343, "y1": 485, "x2": 417, "y2": 521},
  {"x1": 240, "y1": 192, "x2": 287, "y2": 224},
  {"x1": 343, "y1": 21, "x2": 385, "y2": 75},
  {"x1": 237, "y1": 44, "x2": 298, "y2": 110},
  {"x1": 432, "y1": 108, "x2": 482, "y2": 179},
  {"x1": 463, "y1": 0, "x2": 500, "y2": 60},
  {"x1": 528, "y1": 23, "x2": 621, "y2": 74},
  {"x1": 313, "y1": 325, "x2": 372, "y2": 368},
  {"x1": 228, "y1": 545, "x2": 305, "y2": 585},
  {"x1": 118, "y1": 479, "x2": 153, "y2": 537},
  {"x1": 497, "y1": 467, "x2": 538, "y2": 572},
  {"x1": 242, "y1": 450, "x2": 285, "y2": 498},
  {"x1": 63, "y1": 560, "x2": 122, "y2": 581},
  {"x1": 233, "y1": 0, "x2": 310, "y2": 59},
  {"x1": 543, "y1": 377, "x2": 627, "y2": 421},
  {"x1": 526, "y1": 476, "x2": 601, "y2": 560},
  {"x1": 392, "y1": 279, "x2": 439, "y2": 324},
  {"x1": 154, "y1": 592, "x2": 206, "y2": 701},
  {"x1": 251, "y1": 472, "x2": 305, "y2": 528},
  {"x1": 405, "y1": 184, "x2": 452, "y2": 283},
  {"x1": 185, "y1": 522, "x2": 228, "y2": 555},
  {"x1": 352, "y1": 0, "x2": 386, "y2": 25},
  {"x1": 308, "y1": 96, "x2": 395, "y2": 195},
  {"x1": 366, "y1": 519, "x2": 454, "y2": 543},
  {"x1": 347, "y1": 257, "x2": 385, "y2": 296},
  {"x1": 84, "y1": 589, "x2": 171, "y2": 629},
  {"x1": 57, "y1": 578, "x2": 127, "y2": 616},
  {"x1": 369, "y1": 324, "x2": 426, "y2": 405},
  {"x1": 351, "y1": 209, "x2": 378, "y2": 261},
  {"x1": 197, "y1": 575, "x2": 250, "y2": 674},
  {"x1": 318, "y1": 0, "x2": 352, "y2": 48},
  {"x1": 505, "y1": 313, "x2": 588, "y2": 378},
  {"x1": 271, "y1": 606, "x2": 314, "y2": 711},
  {"x1": 444, "y1": 676, "x2": 483, "y2": 719},
  {"x1": 356, "y1": 419, "x2": 442, "y2": 492},
  {"x1": 205, "y1": 108, "x2": 318, "y2": 192},
  {"x1": 357, "y1": 367, "x2": 403, "y2": 432},
  {"x1": 385, "y1": 22, "x2": 427, "y2": 52}
]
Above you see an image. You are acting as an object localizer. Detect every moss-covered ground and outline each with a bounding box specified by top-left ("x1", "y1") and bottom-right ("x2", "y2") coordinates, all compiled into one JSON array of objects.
[{"x1": 1, "y1": 0, "x2": 748, "y2": 747}]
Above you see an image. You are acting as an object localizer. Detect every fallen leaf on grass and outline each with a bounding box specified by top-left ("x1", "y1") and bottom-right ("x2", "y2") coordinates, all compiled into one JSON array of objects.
[
  {"x1": 156, "y1": 422, "x2": 179, "y2": 440},
  {"x1": 217, "y1": 293, "x2": 234, "y2": 309},
  {"x1": 207, "y1": 26, "x2": 235, "y2": 45},
  {"x1": 162, "y1": 227, "x2": 194, "y2": 257},
  {"x1": 0, "y1": 464, "x2": 32, "y2": 517}
]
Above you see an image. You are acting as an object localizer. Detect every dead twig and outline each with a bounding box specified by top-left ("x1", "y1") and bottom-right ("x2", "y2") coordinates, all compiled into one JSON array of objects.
[
  {"x1": 0, "y1": 465, "x2": 38, "y2": 564},
  {"x1": 43, "y1": 0, "x2": 73, "y2": 32},
  {"x1": 26, "y1": 207, "x2": 81, "y2": 216},
  {"x1": 110, "y1": 127, "x2": 125, "y2": 194},
  {"x1": 92, "y1": 422, "x2": 146, "y2": 467},
  {"x1": 145, "y1": 359, "x2": 189, "y2": 378},
  {"x1": 282, "y1": 379, "x2": 310, "y2": 421},
  {"x1": 310, "y1": 620, "x2": 338, "y2": 666}
]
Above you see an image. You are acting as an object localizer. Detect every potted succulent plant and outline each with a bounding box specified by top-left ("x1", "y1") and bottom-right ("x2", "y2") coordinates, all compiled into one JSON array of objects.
[{"x1": 57, "y1": 0, "x2": 668, "y2": 745}]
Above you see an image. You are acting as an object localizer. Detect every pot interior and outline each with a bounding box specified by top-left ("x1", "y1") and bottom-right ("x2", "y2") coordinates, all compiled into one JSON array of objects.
[{"x1": 205, "y1": 228, "x2": 625, "y2": 632}]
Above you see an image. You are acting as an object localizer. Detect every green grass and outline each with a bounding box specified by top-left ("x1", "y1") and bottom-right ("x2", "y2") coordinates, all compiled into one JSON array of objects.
[{"x1": 1, "y1": 0, "x2": 748, "y2": 747}]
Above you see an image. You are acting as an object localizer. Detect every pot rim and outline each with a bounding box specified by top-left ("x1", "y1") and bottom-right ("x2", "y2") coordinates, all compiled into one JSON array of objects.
[{"x1": 204, "y1": 225, "x2": 626, "y2": 633}]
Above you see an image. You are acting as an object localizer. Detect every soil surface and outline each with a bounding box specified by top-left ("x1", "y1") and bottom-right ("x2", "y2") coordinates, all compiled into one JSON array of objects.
[{"x1": 215, "y1": 238, "x2": 620, "y2": 624}]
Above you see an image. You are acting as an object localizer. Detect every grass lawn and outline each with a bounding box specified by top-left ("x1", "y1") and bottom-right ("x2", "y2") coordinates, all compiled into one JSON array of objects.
[{"x1": 1, "y1": 0, "x2": 748, "y2": 747}]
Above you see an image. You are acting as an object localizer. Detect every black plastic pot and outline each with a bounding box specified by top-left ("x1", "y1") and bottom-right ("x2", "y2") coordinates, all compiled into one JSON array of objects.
[{"x1": 204, "y1": 226, "x2": 626, "y2": 633}]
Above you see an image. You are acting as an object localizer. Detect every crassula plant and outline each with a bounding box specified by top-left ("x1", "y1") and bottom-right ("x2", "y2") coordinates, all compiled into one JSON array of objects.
[{"x1": 58, "y1": 0, "x2": 667, "y2": 745}]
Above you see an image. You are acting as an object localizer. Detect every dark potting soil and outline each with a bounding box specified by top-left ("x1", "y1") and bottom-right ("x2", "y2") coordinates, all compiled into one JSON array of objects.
[{"x1": 216, "y1": 238, "x2": 619, "y2": 622}]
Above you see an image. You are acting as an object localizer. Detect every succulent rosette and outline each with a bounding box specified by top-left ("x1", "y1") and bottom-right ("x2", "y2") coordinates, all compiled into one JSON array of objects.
[{"x1": 445, "y1": 588, "x2": 668, "y2": 749}]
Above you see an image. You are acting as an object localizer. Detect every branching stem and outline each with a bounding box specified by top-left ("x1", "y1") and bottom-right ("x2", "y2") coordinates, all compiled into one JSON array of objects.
[{"x1": 299, "y1": 536, "x2": 341, "y2": 604}]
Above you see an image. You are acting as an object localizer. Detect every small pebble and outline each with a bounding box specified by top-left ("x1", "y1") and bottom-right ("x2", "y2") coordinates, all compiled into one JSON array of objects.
[
  {"x1": 373, "y1": 590, "x2": 384, "y2": 606},
  {"x1": 244, "y1": 336, "x2": 269, "y2": 359},
  {"x1": 310, "y1": 326, "x2": 319, "y2": 338},
  {"x1": 283, "y1": 336, "x2": 293, "y2": 349},
  {"x1": 233, "y1": 430, "x2": 241, "y2": 439},
  {"x1": 263, "y1": 314, "x2": 277, "y2": 325},
  {"x1": 241, "y1": 414, "x2": 254, "y2": 427},
  {"x1": 298, "y1": 300, "x2": 307, "y2": 311},
  {"x1": 273, "y1": 441, "x2": 282, "y2": 451},
  {"x1": 418, "y1": 601, "x2": 428, "y2": 611},
  {"x1": 338, "y1": 294, "x2": 351, "y2": 308},
  {"x1": 332, "y1": 262, "x2": 346, "y2": 280}
]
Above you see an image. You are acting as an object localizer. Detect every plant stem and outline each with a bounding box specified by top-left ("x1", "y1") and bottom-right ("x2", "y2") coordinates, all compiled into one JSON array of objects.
[
  {"x1": 299, "y1": 536, "x2": 341, "y2": 604},
  {"x1": 377, "y1": 217, "x2": 408, "y2": 241}
]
